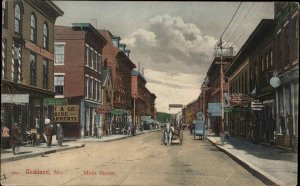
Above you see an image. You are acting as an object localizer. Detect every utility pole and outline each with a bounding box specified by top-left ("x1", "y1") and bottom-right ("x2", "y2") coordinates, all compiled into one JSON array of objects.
[{"x1": 215, "y1": 38, "x2": 228, "y2": 140}]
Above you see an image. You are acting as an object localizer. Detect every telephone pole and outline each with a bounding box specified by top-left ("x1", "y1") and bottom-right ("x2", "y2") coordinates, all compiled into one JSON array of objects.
[{"x1": 215, "y1": 38, "x2": 229, "y2": 139}]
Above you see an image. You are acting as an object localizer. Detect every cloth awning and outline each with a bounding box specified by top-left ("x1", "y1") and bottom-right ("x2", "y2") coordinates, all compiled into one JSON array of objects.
[{"x1": 111, "y1": 109, "x2": 126, "y2": 116}]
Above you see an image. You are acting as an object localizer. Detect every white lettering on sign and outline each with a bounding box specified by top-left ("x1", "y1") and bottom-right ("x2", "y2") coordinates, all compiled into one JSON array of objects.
[{"x1": 54, "y1": 105, "x2": 79, "y2": 123}]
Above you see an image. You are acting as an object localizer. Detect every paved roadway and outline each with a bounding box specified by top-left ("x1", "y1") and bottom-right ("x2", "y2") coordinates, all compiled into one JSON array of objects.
[{"x1": 1, "y1": 130, "x2": 265, "y2": 186}]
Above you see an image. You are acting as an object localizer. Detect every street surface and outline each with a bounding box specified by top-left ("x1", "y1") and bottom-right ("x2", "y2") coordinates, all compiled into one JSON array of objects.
[{"x1": 1, "y1": 130, "x2": 265, "y2": 186}]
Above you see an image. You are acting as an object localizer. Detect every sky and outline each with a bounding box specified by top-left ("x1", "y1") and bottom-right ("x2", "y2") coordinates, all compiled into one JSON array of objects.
[{"x1": 54, "y1": 1, "x2": 274, "y2": 114}]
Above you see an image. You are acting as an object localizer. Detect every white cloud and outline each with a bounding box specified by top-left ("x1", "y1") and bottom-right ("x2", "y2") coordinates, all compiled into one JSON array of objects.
[
  {"x1": 144, "y1": 69, "x2": 203, "y2": 113},
  {"x1": 123, "y1": 14, "x2": 218, "y2": 75}
]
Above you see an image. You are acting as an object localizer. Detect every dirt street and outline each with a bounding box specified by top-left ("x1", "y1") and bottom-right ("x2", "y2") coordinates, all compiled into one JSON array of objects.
[{"x1": 1, "y1": 130, "x2": 265, "y2": 186}]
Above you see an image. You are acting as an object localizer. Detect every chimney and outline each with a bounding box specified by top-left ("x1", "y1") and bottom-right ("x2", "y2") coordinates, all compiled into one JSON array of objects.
[
  {"x1": 138, "y1": 62, "x2": 141, "y2": 72},
  {"x1": 142, "y1": 67, "x2": 144, "y2": 76}
]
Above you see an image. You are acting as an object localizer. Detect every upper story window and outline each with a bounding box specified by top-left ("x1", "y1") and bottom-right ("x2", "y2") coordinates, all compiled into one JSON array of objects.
[
  {"x1": 2, "y1": 1, "x2": 7, "y2": 27},
  {"x1": 30, "y1": 53, "x2": 37, "y2": 86},
  {"x1": 54, "y1": 74, "x2": 64, "y2": 96},
  {"x1": 261, "y1": 57, "x2": 264, "y2": 72},
  {"x1": 30, "y1": 14, "x2": 36, "y2": 42},
  {"x1": 54, "y1": 44, "x2": 65, "y2": 64},
  {"x1": 270, "y1": 50, "x2": 273, "y2": 67},
  {"x1": 43, "y1": 59, "x2": 49, "y2": 89},
  {"x1": 265, "y1": 53, "x2": 269, "y2": 70},
  {"x1": 2, "y1": 39, "x2": 7, "y2": 80},
  {"x1": 14, "y1": 4, "x2": 21, "y2": 33},
  {"x1": 43, "y1": 23, "x2": 49, "y2": 49}
]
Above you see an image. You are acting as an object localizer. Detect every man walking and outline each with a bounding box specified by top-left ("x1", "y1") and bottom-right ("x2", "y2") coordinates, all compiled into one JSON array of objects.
[
  {"x1": 44, "y1": 119, "x2": 52, "y2": 147},
  {"x1": 10, "y1": 123, "x2": 21, "y2": 155}
]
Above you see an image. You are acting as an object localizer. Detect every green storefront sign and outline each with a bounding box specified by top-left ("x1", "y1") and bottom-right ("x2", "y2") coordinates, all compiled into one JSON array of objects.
[
  {"x1": 44, "y1": 98, "x2": 68, "y2": 106},
  {"x1": 224, "y1": 107, "x2": 251, "y2": 113}
]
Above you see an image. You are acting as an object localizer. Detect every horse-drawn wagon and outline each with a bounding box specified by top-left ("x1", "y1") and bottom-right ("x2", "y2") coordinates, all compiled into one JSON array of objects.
[{"x1": 161, "y1": 123, "x2": 183, "y2": 146}]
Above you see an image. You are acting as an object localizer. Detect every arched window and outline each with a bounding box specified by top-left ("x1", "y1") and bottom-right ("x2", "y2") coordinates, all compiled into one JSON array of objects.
[
  {"x1": 43, "y1": 23, "x2": 48, "y2": 49},
  {"x1": 30, "y1": 14, "x2": 36, "y2": 42},
  {"x1": 14, "y1": 4, "x2": 21, "y2": 33}
]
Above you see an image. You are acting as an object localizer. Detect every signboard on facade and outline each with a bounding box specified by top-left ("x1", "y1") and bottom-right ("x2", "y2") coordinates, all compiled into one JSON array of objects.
[
  {"x1": 208, "y1": 103, "x2": 221, "y2": 116},
  {"x1": 25, "y1": 40, "x2": 54, "y2": 61},
  {"x1": 54, "y1": 105, "x2": 79, "y2": 122},
  {"x1": 1, "y1": 94, "x2": 29, "y2": 103},
  {"x1": 131, "y1": 76, "x2": 138, "y2": 98},
  {"x1": 169, "y1": 104, "x2": 183, "y2": 108},
  {"x1": 97, "y1": 106, "x2": 111, "y2": 114},
  {"x1": 44, "y1": 98, "x2": 68, "y2": 106}
]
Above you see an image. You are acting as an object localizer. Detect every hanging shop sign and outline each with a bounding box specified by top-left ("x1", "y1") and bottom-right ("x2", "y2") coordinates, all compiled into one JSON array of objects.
[
  {"x1": 1, "y1": 94, "x2": 29, "y2": 103},
  {"x1": 54, "y1": 105, "x2": 79, "y2": 122},
  {"x1": 25, "y1": 40, "x2": 54, "y2": 61},
  {"x1": 97, "y1": 106, "x2": 111, "y2": 114},
  {"x1": 44, "y1": 98, "x2": 68, "y2": 106},
  {"x1": 208, "y1": 103, "x2": 221, "y2": 116}
]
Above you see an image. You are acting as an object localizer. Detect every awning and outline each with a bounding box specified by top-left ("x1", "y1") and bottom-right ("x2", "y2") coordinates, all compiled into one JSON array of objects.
[{"x1": 111, "y1": 109, "x2": 126, "y2": 116}]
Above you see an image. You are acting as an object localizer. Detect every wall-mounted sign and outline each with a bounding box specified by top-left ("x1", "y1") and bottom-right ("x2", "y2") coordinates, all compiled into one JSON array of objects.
[
  {"x1": 270, "y1": 76, "x2": 281, "y2": 88},
  {"x1": 25, "y1": 40, "x2": 54, "y2": 61},
  {"x1": 44, "y1": 98, "x2": 68, "y2": 106},
  {"x1": 1, "y1": 94, "x2": 29, "y2": 103},
  {"x1": 54, "y1": 105, "x2": 79, "y2": 122}
]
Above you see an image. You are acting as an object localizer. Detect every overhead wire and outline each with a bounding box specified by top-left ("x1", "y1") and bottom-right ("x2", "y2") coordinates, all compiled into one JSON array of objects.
[
  {"x1": 223, "y1": 2, "x2": 257, "y2": 48},
  {"x1": 218, "y1": 1, "x2": 243, "y2": 43}
]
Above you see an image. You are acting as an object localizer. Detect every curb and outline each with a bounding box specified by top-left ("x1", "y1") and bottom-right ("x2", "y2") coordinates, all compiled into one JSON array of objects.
[
  {"x1": 1, "y1": 144, "x2": 85, "y2": 163},
  {"x1": 206, "y1": 138, "x2": 282, "y2": 186}
]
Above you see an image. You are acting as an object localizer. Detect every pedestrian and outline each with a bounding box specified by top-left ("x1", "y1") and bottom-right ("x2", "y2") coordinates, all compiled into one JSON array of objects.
[
  {"x1": 10, "y1": 123, "x2": 21, "y2": 155},
  {"x1": 56, "y1": 123, "x2": 64, "y2": 146},
  {"x1": 44, "y1": 119, "x2": 52, "y2": 147},
  {"x1": 93, "y1": 124, "x2": 98, "y2": 138},
  {"x1": 1, "y1": 124, "x2": 10, "y2": 149}
]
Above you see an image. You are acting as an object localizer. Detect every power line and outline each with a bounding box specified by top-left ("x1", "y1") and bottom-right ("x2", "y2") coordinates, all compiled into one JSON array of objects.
[{"x1": 218, "y1": 2, "x2": 243, "y2": 41}]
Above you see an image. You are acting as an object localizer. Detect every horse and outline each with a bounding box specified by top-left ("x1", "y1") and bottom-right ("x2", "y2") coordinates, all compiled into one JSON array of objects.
[{"x1": 161, "y1": 123, "x2": 173, "y2": 146}]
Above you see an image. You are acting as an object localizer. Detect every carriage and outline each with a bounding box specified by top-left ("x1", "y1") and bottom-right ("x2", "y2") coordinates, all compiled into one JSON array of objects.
[
  {"x1": 161, "y1": 123, "x2": 183, "y2": 146},
  {"x1": 193, "y1": 120, "x2": 205, "y2": 140}
]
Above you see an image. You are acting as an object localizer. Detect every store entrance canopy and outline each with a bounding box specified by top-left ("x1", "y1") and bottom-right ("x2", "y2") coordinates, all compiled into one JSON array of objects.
[
  {"x1": 111, "y1": 109, "x2": 126, "y2": 116},
  {"x1": 1, "y1": 94, "x2": 29, "y2": 103}
]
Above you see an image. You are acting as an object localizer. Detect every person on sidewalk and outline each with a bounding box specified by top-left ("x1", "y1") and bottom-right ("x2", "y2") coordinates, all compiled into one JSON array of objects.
[
  {"x1": 44, "y1": 119, "x2": 52, "y2": 147},
  {"x1": 1, "y1": 124, "x2": 10, "y2": 149},
  {"x1": 10, "y1": 123, "x2": 21, "y2": 155},
  {"x1": 56, "y1": 123, "x2": 64, "y2": 146}
]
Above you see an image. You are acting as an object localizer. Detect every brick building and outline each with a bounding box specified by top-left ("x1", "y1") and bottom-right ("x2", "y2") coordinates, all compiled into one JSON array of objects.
[
  {"x1": 273, "y1": 2, "x2": 299, "y2": 150},
  {"x1": 1, "y1": 0, "x2": 63, "y2": 137},
  {"x1": 99, "y1": 30, "x2": 136, "y2": 131},
  {"x1": 54, "y1": 23, "x2": 107, "y2": 138}
]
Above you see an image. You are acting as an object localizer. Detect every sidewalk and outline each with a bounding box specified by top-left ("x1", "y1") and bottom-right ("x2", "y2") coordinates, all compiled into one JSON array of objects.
[
  {"x1": 1, "y1": 142, "x2": 84, "y2": 163},
  {"x1": 1, "y1": 129, "x2": 160, "y2": 163},
  {"x1": 76, "y1": 128, "x2": 160, "y2": 142},
  {"x1": 206, "y1": 135, "x2": 298, "y2": 186}
]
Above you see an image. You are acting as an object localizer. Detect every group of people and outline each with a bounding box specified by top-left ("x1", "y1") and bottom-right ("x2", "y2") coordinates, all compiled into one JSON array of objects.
[
  {"x1": 44, "y1": 119, "x2": 64, "y2": 147},
  {"x1": 1, "y1": 118, "x2": 64, "y2": 155}
]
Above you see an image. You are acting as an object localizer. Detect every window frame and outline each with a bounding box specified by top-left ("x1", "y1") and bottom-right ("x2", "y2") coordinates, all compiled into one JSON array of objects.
[
  {"x1": 43, "y1": 58, "x2": 49, "y2": 89},
  {"x1": 54, "y1": 43, "x2": 65, "y2": 65},
  {"x1": 14, "y1": 3, "x2": 21, "y2": 34},
  {"x1": 54, "y1": 74, "x2": 65, "y2": 97},
  {"x1": 43, "y1": 22, "x2": 49, "y2": 49},
  {"x1": 30, "y1": 52, "x2": 37, "y2": 86},
  {"x1": 30, "y1": 13, "x2": 37, "y2": 43}
]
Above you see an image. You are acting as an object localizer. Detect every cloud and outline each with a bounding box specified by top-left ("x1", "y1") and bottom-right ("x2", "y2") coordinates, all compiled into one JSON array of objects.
[
  {"x1": 123, "y1": 14, "x2": 218, "y2": 75},
  {"x1": 144, "y1": 69, "x2": 204, "y2": 113}
]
